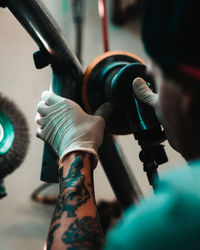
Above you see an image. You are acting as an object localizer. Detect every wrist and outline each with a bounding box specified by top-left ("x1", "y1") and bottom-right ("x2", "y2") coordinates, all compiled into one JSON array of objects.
[
  {"x1": 59, "y1": 151, "x2": 97, "y2": 174},
  {"x1": 59, "y1": 147, "x2": 98, "y2": 168}
]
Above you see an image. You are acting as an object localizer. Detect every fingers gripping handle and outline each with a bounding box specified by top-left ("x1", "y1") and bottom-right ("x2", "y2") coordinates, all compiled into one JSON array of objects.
[
  {"x1": 40, "y1": 90, "x2": 57, "y2": 183},
  {"x1": 132, "y1": 77, "x2": 158, "y2": 108},
  {"x1": 39, "y1": 88, "x2": 112, "y2": 183},
  {"x1": 40, "y1": 90, "x2": 59, "y2": 183}
]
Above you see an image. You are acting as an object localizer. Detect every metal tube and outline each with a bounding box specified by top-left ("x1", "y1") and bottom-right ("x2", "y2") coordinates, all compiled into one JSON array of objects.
[
  {"x1": 72, "y1": 0, "x2": 85, "y2": 62},
  {"x1": 99, "y1": 134, "x2": 142, "y2": 209},
  {"x1": 98, "y1": 0, "x2": 109, "y2": 52},
  {"x1": 6, "y1": 0, "x2": 82, "y2": 71}
]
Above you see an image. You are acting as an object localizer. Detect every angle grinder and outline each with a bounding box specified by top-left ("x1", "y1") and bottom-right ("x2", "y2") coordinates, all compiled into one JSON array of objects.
[
  {"x1": 82, "y1": 50, "x2": 162, "y2": 137},
  {"x1": 82, "y1": 51, "x2": 167, "y2": 189}
]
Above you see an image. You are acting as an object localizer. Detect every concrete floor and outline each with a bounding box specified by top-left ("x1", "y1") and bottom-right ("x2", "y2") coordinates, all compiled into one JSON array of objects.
[{"x1": 0, "y1": 1, "x2": 185, "y2": 249}]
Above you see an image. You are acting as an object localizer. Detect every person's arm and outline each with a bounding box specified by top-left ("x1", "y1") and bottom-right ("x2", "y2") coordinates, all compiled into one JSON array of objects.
[
  {"x1": 46, "y1": 152, "x2": 104, "y2": 250},
  {"x1": 35, "y1": 91, "x2": 112, "y2": 250}
]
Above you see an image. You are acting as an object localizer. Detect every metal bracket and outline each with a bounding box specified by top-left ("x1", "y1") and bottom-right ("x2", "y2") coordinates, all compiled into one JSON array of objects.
[{"x1": 33, "y1": 48, "x2": 51, "y2": 69}]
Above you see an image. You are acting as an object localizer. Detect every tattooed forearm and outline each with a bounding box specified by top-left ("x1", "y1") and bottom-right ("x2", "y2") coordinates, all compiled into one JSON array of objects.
[
  {"x1": 62, "y1": 214, "x2": 104, "y2": 249},
  {"x1": 46, "y1": 152, "x2": 104, "y2": 250},
  {"x1": 59, "y1": 153, "x2": 90, "y2": 217}
]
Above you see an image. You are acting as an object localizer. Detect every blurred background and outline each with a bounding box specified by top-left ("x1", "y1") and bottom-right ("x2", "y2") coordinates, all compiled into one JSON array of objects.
[{"x1": 0, "y1": 0, "x2": 185, "y2": 249}]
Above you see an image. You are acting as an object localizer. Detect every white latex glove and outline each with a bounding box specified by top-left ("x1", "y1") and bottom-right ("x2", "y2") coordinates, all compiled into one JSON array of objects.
[
  {"x1": 36, "y1": 91, "x2": 112, "y2": 164},
  {"x1": 132, "y1": 77, "x2": 177, "y2": 151},
  {"x1": 132, "y1": 77, "x2": 158, "y2": 108}
]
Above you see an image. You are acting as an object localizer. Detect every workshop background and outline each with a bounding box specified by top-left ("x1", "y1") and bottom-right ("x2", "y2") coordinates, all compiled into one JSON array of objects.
[{"x1": 0, "y1": 1, "x2": 185, "y2": 249}]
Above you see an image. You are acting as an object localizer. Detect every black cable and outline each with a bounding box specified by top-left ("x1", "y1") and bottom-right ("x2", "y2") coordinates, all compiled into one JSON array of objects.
[{"x1": 72, "y1": 0, "x2": 85, "y2": 62}]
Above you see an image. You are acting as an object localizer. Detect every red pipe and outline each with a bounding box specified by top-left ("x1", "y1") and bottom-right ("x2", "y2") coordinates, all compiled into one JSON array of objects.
[{"x1": 98, "y1": 0, "x2": 109, "y2": 52}]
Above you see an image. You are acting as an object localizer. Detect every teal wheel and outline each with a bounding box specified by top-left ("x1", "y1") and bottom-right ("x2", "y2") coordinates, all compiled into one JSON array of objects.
[
  {"x1": 0, "y1": 93, "x2": 29, "y2": 179},
  {"x1": 0, "y1": 110, "x2": 15, "y2": 155}
]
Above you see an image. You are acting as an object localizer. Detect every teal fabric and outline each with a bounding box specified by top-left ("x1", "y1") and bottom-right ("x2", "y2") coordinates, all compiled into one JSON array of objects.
[{"x1": 105, "y1": 161, "x2": 200, "y2": 250}]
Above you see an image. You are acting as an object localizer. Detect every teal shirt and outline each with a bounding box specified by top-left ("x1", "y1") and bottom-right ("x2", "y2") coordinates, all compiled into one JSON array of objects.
[{"x1": 105, "y1": 161, "x2": 200, "y2": 250}]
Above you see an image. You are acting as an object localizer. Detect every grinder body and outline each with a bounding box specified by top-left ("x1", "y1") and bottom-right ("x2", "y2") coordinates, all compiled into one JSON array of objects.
[
  {"x1": 82, "y1": 51, "x2": 167, "y2": 190},
  {"x1": 82, "y1": 51, "x2": 162, "y2": 137}
]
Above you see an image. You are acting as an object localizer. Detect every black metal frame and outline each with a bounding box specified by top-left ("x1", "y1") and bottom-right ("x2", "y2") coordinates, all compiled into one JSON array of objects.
[{"x1": 2, "y1": 0, "x2": 142, "y2": 209}]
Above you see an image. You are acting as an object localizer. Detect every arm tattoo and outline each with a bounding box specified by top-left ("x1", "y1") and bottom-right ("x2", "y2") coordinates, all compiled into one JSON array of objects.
[
  {"x1": 62, "y1": 214, "x2": 104, "y2": 249},
  {"x1": 59, "y1": 153, "x2": 90, "y2": 217},
  {"x1": 47, "y1": 152, "x2": 104, "y2": 250}
]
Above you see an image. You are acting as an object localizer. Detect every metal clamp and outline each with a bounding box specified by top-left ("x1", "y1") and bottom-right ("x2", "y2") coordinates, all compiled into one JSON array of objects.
[{"x1": 33, "y1": 48, "x2": 51, "y2": 69}]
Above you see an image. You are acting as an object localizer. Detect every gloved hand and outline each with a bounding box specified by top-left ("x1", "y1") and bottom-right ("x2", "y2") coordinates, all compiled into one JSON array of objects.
[
  {"x1": 132, "y1": 77, "x2": 177, "y2": 151},
  {"x1": 36, "y1": 91, "x2": 112, "y2": 164},
  {"x1": 132, "y1": 77, "x2": 158, "y2": 108}
]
